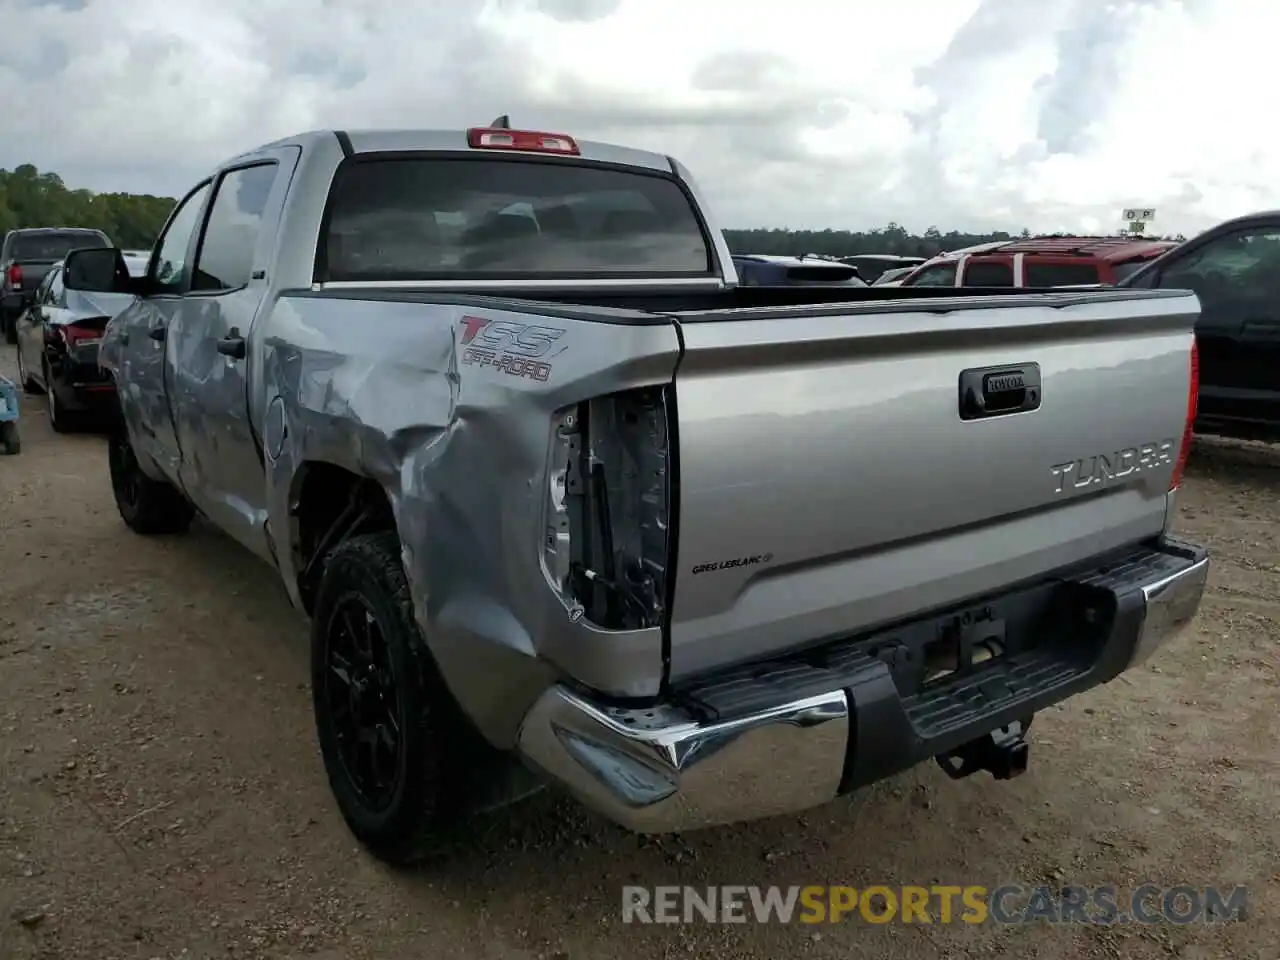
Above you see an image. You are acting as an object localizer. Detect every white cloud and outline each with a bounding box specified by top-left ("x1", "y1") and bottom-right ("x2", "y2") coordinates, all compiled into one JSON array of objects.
[{"x1": 1, "y1": 0, "x2": 1275, "y2": 236}]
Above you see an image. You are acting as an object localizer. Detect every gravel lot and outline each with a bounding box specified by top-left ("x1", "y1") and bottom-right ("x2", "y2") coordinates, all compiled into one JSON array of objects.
[{"x1": 1, "y1": 347, "x2": 1277, "y2": 960}]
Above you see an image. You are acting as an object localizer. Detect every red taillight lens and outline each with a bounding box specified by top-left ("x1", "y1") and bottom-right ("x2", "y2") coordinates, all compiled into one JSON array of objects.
[
  {"x1": 466, "y1": 127, "x2": 580, "y2": 155},
  {"x1": 1169, "y1": 337, "x2": 1199, "y2": 492},
  {"x1": 6, "y1": 263, "x2": 22, "y2": 288},
  {"x1": 51, "y1": 322, "x2": 105, "y2": 350}
]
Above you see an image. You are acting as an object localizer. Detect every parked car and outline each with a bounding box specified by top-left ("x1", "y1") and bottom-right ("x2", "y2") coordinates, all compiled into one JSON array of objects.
[
  {"x1": 872, "y1": 265, "x2": 917, "y2": 286},
  {"x1": 899, "y1": 236, "x2": 1178, "y2": 289},
  {"x1": 13, "y1": 257, "x2": 132, "y2": 431},
  {"x1": 733, "y1": 254, "x2": 866, "y2": 285},
  {"x1": 1, "y1": 227, "x2": 112, "y2": 344},
  {"x1": 1120, "y1": 211, "x2": 1280, "y2": 442},
  {"x1": 64, "y1": 123, "x2": 1207, "y2": 866},
  {"x1": 839, "y1": 254, "x2": 926, "y2": 284}
]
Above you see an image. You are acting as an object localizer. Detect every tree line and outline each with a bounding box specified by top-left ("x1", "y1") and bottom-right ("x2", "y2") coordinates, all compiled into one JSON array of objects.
[
  {"x1": 0, "y1": 165, "x2": 175, "y2": 251},
  {"x1": 1, "y1": 163, "x2": 1187, "y2": 257}
]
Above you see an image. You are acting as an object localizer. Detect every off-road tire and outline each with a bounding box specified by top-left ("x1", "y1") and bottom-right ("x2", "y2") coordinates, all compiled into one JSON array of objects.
[
  {"x1": 311, "y1": 532, "x2": 499, "y2": 866},
  {"x1": 107, "y1": 429, "x2": 195, "y2": 535}
]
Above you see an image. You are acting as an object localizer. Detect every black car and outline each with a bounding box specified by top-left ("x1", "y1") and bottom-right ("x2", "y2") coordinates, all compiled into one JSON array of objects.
[
  {"x1": 1119, "y1": 211, "x2": 1280, "y2": 442},
  {"x1": 13, "y1": 259, "x2": 133, "y2": 431},
  {"x1": 1, "y1": 227, "x2": 112, "y2": 343}
]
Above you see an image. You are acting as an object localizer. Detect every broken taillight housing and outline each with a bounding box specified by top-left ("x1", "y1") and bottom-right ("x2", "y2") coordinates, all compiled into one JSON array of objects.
[{"x1": 542, "y1": 386, "x2": 672, "y2": 631}]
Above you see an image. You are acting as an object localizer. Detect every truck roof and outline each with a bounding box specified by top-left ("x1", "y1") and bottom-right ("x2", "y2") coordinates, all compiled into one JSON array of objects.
[
  {"x1": 222, "y1": 128, "x2": 676, "y2": 175},
  {"x1": 4, "y1": 226, "x2": 106, "y2": 235}
]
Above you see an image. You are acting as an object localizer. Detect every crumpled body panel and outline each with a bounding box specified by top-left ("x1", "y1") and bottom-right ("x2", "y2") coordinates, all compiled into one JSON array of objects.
[{"x1": 260, "y1": 294, "x2": 681, "y2": 747}]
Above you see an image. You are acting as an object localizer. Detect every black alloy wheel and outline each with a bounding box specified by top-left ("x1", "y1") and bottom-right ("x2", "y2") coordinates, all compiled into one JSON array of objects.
[
  {"x1": 322, "y1": 593, "x2": 405, "y2": 812},
  {"x1": 106, "y1": 429, "x2": 195, "y2": 534},
  {"x1": 108, "y1": 431, "x2": 142, "y2": 514},
  {"x1": 309, "y1": 532, "x2": 512, "y2": 866}
]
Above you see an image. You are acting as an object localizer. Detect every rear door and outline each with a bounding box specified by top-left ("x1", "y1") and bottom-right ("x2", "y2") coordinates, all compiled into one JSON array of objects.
[
  {"x1": 16, "y1": 267, "x2": 59, "y2": 383},
  {"x1": 168, "y1": 149, "x2": 298, "y2": 561},
  {"x1": 106, "y1": 180, "x2": 214, "y2": 484}
]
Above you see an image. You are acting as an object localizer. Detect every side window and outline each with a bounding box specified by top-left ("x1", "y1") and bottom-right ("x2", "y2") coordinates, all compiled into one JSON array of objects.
[
  {"x1": 152, "y1": 182, "x2": 213, "y2": 293},
  {"x1": 1158, "y1": 229, "x2": 1280, "y2": 321},
  {"x1": 191, "y1": 164, "x2": 279, "y2": 292},
  {"x1": 1025, "y1": 261, "x2": 1100, "y2": 287},
  {"x1": 47, "y1": 266, "x2": 65, "y2": 305},
  {"x1": 34, "y1": 268, "x2": 57, "y2": 304},
  {"x1": 963, "y1": 260, "x2": 1014, "y2": 287},
  {"x1": 905, "y1": 262, "x2": 957, "y2": 287}
]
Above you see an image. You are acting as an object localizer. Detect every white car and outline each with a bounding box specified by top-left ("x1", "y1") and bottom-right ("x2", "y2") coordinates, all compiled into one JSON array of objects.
[{"x1": 121, "y1": 250, "x2": 151, "y2": 277}]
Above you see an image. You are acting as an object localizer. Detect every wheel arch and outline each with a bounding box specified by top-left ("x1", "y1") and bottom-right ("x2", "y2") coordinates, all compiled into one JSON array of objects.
[{"x1": 288, "y1": 460, "x2": 399, "y2": 616}]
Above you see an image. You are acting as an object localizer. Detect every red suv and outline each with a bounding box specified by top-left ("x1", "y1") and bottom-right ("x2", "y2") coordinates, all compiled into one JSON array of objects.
[{"x1": 899, "y1": 236, "x2": 1179, "y2": 289}]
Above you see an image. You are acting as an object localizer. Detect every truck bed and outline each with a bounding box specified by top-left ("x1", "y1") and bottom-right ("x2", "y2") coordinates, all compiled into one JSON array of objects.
[{"x1": 275, "y1": 282, "x2": 1198, "y2": 690}]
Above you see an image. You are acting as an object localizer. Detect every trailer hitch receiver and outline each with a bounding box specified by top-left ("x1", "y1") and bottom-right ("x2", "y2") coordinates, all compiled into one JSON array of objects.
[{"x1": 936, "y1": 720, "x2": 1029, "y2": 781}]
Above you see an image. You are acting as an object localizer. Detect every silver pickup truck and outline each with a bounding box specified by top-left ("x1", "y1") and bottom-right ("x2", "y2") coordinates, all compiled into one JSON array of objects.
[{"x1": 62, "y1": 125, "x2": 1209, "y2": 866}]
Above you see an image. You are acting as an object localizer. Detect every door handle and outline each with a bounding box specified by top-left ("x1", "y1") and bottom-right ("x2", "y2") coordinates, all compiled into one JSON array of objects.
[
  {"x1": 959, "y1": 363, "x2": 1042, "y2": 420},
  {"x1": 148, "y1": 325, "x2": 166, "y2": 342},
  {"x1": 216, "y1": 329, "x2": 246, "y2": 360}
]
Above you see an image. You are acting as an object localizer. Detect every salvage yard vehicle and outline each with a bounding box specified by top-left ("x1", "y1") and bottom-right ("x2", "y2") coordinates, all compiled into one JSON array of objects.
[
  {"x1": 14, "y1": 258, "x2": 132, "y2": 431},
  {"x1": 901, "y1": 236, "x2": 1178, "y2": 289},
  {"x1": 1120, "y1": 210, "x2": 1280, "y2": 442},
  {"x1": 62, "y1": 124, "x2": 1209, "y2": 867},
  {"x1": 1, "y1": 227, "x2": 112, "y2": 344},
  {"x1": 732, "y1": 254, "x2": 866, "y2": 285}
]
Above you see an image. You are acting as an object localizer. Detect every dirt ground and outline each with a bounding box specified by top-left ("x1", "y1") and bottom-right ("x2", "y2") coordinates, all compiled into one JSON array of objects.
[{"x1": 1, "y1": 347, "x2": 1276, "y2": 960}]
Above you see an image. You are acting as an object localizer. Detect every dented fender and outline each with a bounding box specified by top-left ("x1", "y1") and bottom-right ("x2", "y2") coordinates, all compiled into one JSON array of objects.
[{"x1": 258, "y1": 293, "x2": 682, "y2": 747}]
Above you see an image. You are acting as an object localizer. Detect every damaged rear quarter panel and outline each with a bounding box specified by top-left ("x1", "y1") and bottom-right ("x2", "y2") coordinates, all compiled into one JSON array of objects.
[{"x1": 260, "y1": 293, "x2": 682, "y2": 747}]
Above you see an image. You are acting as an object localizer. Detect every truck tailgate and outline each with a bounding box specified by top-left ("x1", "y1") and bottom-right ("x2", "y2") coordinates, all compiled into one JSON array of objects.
[{"x1": 667, "y1": 289, "x2": 1198, "y2": 680}]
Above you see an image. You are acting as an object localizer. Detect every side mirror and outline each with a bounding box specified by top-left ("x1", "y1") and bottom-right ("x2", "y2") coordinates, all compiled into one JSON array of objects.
[{"x1": 63, "y1": 247, "x2": 134, "y2": 294}]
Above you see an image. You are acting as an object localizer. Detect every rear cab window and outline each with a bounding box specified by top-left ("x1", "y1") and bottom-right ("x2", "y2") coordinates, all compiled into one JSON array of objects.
[
  {"x1": 10, "y1": 231, "x2": 110, "y2": 261},
  {"x1": 319, "y1": 157, "x2": 714, "y2": 281}
]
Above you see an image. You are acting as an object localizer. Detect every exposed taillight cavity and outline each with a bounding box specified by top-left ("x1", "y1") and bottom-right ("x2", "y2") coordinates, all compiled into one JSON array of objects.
[
  {"x1": 1169, "y1": 337, "x2": 1199, "y2": 492},
  {"x1": 6, "y1": 263, "x2": 22, "y2": 289},
  {"x1": 542, "y1": 387, "x2": 671, "y2": 630},
  {"x1": 467, "y1": 127, "x2": 580, "y2": 155},
  {"x1": 50, "y1": 321, "x2": 106, "y2": 351}
]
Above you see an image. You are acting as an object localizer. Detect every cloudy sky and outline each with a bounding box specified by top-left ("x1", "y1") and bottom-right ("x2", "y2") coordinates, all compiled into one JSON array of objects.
[{"x1": 1, "y1": 0, "x2": 1273, "y2": 235}]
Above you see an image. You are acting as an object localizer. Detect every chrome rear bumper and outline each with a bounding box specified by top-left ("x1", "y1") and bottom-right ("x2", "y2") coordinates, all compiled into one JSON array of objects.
[
  {"x1": 1128, "y1": 552, "x2": 1210, "y2": 668},
  {"x1": 517, "y1": 687, "x2": 848, "y2": 833},
  {"x1": 516, "y1": 537, "x2": 1208, "y2": 834}
]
